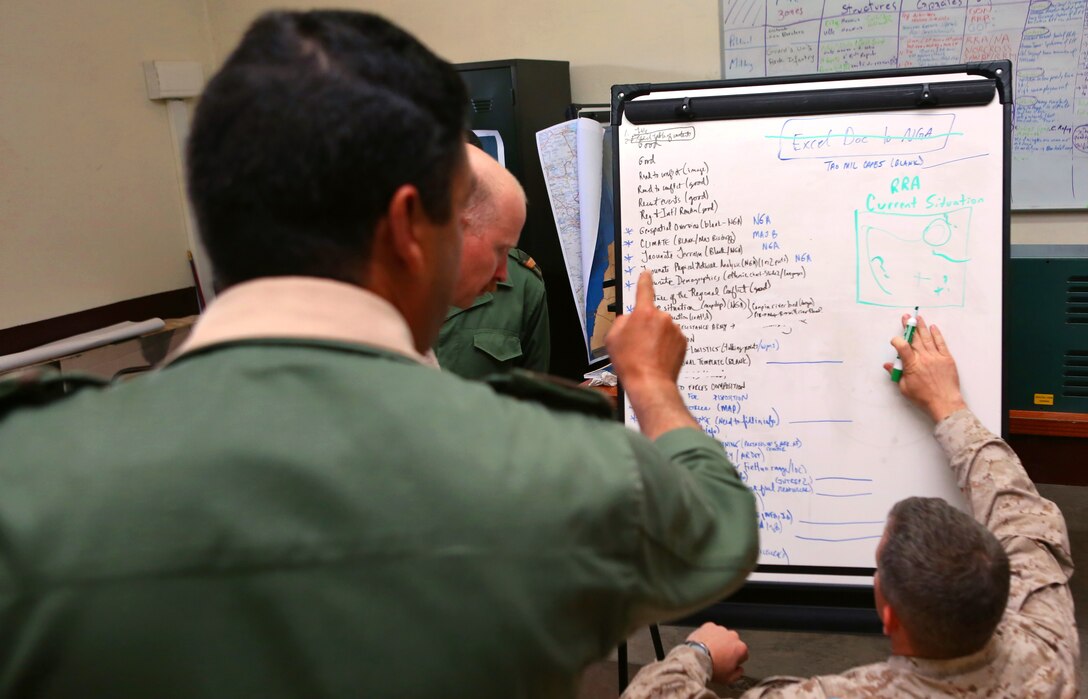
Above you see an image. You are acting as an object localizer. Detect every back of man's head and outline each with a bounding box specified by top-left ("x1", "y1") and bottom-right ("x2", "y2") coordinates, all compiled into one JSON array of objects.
[
  {"x1": 187, "y1": 11, "x2": 467, "y2": 289},
  {"x1": 879, "y1": 496, "x2": 1010, "y2": 658},
  {"x1": 462, "y1": 145, "x2": 526, "y2": 236}
]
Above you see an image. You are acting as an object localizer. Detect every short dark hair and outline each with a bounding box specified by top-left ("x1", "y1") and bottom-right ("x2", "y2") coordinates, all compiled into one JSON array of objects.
[
  {"x1": 879, "y1": 497, "x2": 1010, "y2": 658},
  {"x1": 187, "y1": 11, "x2": 468, "y2": 287}
]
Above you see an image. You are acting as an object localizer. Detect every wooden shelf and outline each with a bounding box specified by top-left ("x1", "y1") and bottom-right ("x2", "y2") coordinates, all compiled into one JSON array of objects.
[{"x1": 1009, "y1": 410, "x2": 1088, "y2": 438}]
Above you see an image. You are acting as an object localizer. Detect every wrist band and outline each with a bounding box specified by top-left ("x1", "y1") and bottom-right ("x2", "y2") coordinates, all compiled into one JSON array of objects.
[{"x1": 682, "y1": 640, "x2": 713, "y2": 663}]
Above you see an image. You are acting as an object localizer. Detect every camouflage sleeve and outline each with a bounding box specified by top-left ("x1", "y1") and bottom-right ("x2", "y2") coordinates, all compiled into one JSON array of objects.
[
  {"x1": 620, "y1": 647, "x2": 832, "y2": 699},
  {"x1": 619, "y1": 646, "x2": 836, "y2": 699},
  {"x1": 933, "y1": 409, "x2": 1075, "y2": 645},
  {"x1": 621, "y1": 646, "x2": 716, "y2": 699},
  {"x1": 739, "y1": 676, "x2": 832, "y2": 698}
]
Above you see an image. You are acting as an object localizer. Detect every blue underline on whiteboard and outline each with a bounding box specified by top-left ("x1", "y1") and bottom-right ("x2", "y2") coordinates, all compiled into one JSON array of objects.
[
  {"x1": 789, "y1": 419, "x2": 854, "y2": 424},
  {"x1": 799, "y1": 520, "x2": 885, "y2": 525},
  {"x1": 921, "y1": 152, "x2": 988, "y2": 169},
  {"x1": 814, "y1": 492, "x2": 873, "y2": 497},
  {"x1": 766, "y1": 360, "x2": 843, "y2": 365},
  {"x1": 795, "y1": 534, "x2": 883, "y2": 543},
  {"x1": 815, "y1": 477, "x2": 872, "y2": 482}
]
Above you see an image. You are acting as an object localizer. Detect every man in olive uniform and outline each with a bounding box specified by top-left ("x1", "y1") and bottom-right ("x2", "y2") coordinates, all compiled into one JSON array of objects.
[
  {"x1": 0, "y1": 11, "x2": 757, "y2": 699},
  {"x1": 437, "y1": 145, "x2": 550, "y2": 378},
  {"x1": 622, "y1": 316, "x2": 1078, "y2": 699},
  {"x1": 437, "y1": 247, "x2": 550, "y2": 378}
]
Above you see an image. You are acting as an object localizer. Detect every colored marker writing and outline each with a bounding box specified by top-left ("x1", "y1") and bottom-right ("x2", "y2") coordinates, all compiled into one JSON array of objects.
[{"x1": 890, "y1": 306, "x2": 919, "y2": 383}]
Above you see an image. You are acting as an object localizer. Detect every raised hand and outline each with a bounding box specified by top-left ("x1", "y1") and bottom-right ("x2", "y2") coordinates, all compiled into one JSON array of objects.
[
  {"x1": 605, "y1": 271, "x2": 696, "y2": 439},
  {"x1": 883, "y1": 315, "x2": 967, "y2": 423}
]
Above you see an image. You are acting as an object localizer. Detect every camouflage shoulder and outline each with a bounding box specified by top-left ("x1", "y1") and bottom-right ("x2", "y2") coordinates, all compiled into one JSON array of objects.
[
  {"x1": 509, "y1": 248, "x2": 544, "y2": 281},
  {"x1": 0, "y1": 369, "x2": 108, "y2": 419},
  {"x1": 484, "y1": 368, "x2": 614, "y2": 420}
]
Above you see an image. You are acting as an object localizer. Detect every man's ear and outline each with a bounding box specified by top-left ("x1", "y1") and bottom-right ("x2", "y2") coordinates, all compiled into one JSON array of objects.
[
  {"x1": 384, "y1": 183, "x2": 427, "y2": 272},
  {"x1": 880, "y1": 603, "x2": 899, "y2": 637}
]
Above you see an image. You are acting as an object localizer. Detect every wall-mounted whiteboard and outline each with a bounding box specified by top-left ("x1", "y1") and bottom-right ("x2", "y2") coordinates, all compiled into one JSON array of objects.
[
  {"x1": 613, "y1": 65, "x2": 1009, "y2": 585},
  {"x1": 720, "y1": 0, "x2": 1088, "y2": 209}
]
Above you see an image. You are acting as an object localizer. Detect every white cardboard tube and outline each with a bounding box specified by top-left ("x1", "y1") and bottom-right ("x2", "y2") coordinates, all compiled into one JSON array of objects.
[{"x1": 0, "y1": 318, "x2": 166, "y2": 374}]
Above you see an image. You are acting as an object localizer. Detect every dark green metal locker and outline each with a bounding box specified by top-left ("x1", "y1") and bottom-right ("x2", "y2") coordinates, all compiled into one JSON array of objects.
[
  {"x1": 454, "y1": 60, "x2": 588, "y2": 381},
  {"x1": 1006, "y1": 256, "x2": 1088, "y2": 412}
]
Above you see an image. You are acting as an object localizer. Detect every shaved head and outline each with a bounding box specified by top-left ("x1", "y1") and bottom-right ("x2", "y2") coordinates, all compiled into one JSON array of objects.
[{"x1": 451, "y1": 148, "x2": 527, "y2": 308}]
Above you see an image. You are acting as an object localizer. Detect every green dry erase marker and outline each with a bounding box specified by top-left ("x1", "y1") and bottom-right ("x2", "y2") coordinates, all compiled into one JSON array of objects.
[{"x1": 890, "y1": 307, "x2": 919, "y2": 383}]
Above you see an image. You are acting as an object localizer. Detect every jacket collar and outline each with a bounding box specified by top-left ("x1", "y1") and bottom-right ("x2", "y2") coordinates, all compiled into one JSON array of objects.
[
  {"x1": 887, "y1": 637, "x2": 997, "y2": 679},
  {"x1": 444, "y1": 278, "x2": 514, "y2": 320},
  {"x1": 168, "y1": 277, "x2": 427, "y2": 364}
]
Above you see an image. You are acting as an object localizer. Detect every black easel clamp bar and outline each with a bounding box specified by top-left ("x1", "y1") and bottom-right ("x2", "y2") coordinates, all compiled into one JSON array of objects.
[{"x1": 624, "y1": 79, "x2": 996, "y2": 125}]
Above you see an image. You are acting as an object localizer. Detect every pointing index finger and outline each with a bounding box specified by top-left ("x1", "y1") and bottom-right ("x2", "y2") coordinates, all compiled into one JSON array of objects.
[{"x1": 636, "y1": 270, "x2": 657, "y2": 310}]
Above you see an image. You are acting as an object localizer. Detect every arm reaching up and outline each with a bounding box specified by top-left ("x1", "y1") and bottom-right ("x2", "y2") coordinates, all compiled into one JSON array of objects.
[{"x1": 606, "y1": 271, "x2": 699, "y2": 440}]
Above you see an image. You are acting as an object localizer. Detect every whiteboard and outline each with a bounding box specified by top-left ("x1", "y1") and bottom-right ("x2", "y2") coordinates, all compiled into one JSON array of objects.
[
  {"x1": 613, "y1": 67, "x2": 1008, "y2": 584},
  {"x1": 720, "y1": 0, "x2": 1088, "y2": 209}
]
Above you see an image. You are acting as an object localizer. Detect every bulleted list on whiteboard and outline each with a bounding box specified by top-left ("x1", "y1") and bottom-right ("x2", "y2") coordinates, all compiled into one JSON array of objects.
[{"x1": 618, "y1": 102, "x2": 1003, "y2": 571}]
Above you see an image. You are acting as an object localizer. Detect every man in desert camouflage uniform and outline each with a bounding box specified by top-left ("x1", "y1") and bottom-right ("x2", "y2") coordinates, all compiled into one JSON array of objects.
[{"x1": 622, "y1": 315, "x2": 1078, "y2": 699}]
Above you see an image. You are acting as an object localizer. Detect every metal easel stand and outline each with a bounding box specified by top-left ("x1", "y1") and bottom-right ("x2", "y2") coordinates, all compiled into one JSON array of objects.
[{"x1": 617, "y1": 624, "x2": 665, "y2": 693}]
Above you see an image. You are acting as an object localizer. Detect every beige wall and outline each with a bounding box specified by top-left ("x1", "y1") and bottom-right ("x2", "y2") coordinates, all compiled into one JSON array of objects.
[
  {"x1": 0, "y1": 0, "x2": 214, "y2": 330},
  {"x1": 1011, "y1": 212, "x2": 1088, "y2": 245},
  {"x1": 205, "y1": 1, "x2": 1084, "y2": 246},
  {"x1": 3, "y1": 1, "x2": 1084, "y2": 330},
  {"x1": 204, "y1": 0, "x2": 725, "y2": 103}
]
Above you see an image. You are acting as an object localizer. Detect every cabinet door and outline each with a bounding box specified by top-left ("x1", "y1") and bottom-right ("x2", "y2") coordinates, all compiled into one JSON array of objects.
[
  {"x1": 1007, "y1": 258, "x2": 1088, "y2": 413},
  {"x1": 458, "y1": 67, "x2": 522, "y2": 179}
]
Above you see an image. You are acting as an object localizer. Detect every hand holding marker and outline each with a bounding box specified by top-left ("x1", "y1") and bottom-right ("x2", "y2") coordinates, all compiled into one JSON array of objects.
[{"x1": 889, "y1": 307, "x2": 919, "y2": 383}]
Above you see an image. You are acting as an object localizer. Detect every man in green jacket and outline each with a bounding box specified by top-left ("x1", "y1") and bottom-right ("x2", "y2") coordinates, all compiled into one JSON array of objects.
[
  {"x1": 438, "y1": 247, "x2": 550, "y2": 378},
  {"x1": 0, "y1": 10, "x2": 757, "y2": 699},
  {"x1": 437, "y1": 145, "x2": 550, "y2": 377},
  {"x1": 437, "y1": 248, "x2": 548, "y2": 374}
]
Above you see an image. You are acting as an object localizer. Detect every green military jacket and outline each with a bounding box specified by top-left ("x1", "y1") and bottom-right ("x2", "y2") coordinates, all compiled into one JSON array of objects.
[
  {"x1": 436, "y1": 248, "x2": 550, "y2": 379},
  {"x1": 0, "y1": 341, "x2": 756, "y2": 699}
]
